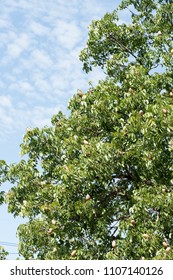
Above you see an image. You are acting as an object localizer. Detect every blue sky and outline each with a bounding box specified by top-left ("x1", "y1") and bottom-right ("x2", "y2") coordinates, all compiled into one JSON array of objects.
[{"x1": 0, "y1": 0, "x2": 128, "y2": 259}]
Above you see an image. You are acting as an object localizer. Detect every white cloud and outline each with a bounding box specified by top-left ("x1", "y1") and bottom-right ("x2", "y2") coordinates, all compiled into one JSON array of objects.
[
  {"x1": 7, "y1": 44, "x2": 23, "y2": 59},
  {"x1": 0, "y1": 18, "x2": 11, "y2": 28},
  {"x1": 34, "y1": 79, "x2": 51, "y2": 95},
  {"x1": 13, "y1": 104, "x2": 66, "y2": 130},
  {"x1": 0, "y1": 107, "x2": 13, "y2": 128},
  {"x1": 4, "y1": 33, "x2": 31, "y2": 60},
  {"x1": 0, "y1": 0, "x2": 120, "y2": 140},
  {"x1": 0, "y1": 31, "x2": 16, "y2": 50},
  {"x1": 28, "y1": 105, "x2": 65, "y2": 127},
  {"x1": 18, "y1": 81, "x2": 33, "y2": 92},
  {"x1": 49, "y1": 76, "x2": 66, "y2": 91},
  {"x1": 0, "y1": 95, "x2": 12, "y2": 108},
  {"x1": 16, "y1": 33, "x2": 30, "y2": 48},
  {"x1": 30, "y1": 49, "x2": 53, "y2": 68},
  {"x1": 29, "y1": 21, "x2": 50, "y2": 36},
  {"x1": 52, "y1": 20, "x2": 83, "y2": 49}
]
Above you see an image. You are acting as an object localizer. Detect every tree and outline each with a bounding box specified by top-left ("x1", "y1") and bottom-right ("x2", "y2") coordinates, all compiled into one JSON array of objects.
[
  {"x1": 0, "y1": 161, "x2": 8, "y2": 260},
  {"x1": 1, "y1": 0, "x2": 173, "y2": 259},
  {"x1": 0, "y1": 161, "x2": 6, "y2": 205},
  {"x1": 0, "y1": 247, "x2": 8, "y2": 260}
]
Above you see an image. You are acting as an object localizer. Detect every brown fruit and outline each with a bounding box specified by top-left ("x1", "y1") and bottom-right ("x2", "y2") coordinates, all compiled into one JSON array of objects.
[
  {"x1": 23, "y1": 200, "x2": 27, "y2": 207},
  {"x1": 147, "y1": 153, "x2": 153, "y2": 160},
  {"x1": 112, "y1": 240, "x2": 116, "y2": 248},
  {"x1": 51, "y1": 219, "x2": 57, "y2": 225},
  {"x1": 71, "y1": 250, "x2": 77, "y2": 257},
  {"x1": 63, "y1": 165, "x2": 69, "y2": 171},
  {"x1": 165, "y1": 247, "x2": 171, "y2": 254},
  {"x1": 143, "y1": 233, "x2": 149, "y2": 239},
  {"x1": 162, "y1": 108, "x2": 168, "y2": 114},
  {"x1": 44, "y1": 206, "x2": 50, "y2": 212},
  {"x1": 157, "y1": 31, "x2": 162, "y2": 36},
  {"x1": 131, "y1": 219, "x2": 136, "y2": 226},
  {"x1": 47, "y1": 228, "x2": 54, "y2": 235},
  {"x1": 81, "y1": 95, "x2": 86, "y2": 100},
  {"x1": 162, "y1": 241, "x2": 168, "y2": 248},
  {"x1": 77, "y1": 90, "x2": 83, "y2": 97},
  {"x1": 85, "y1": 194, "x2": 91, "y2": 201},
  {"x1": 139, "y1": 110, "x2": 144, "y2": 116},
  {"x1": 83, "y1": 140, "x2": 89, "y2": 145}
]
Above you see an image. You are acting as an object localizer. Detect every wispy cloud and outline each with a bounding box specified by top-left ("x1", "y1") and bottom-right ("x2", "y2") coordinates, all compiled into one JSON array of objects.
[
  {"x1": 30, "y1": 49, "x2": 53, "y2": 69},
  {"x1": 29, "y1": 21, "x2": 50, "y2": 36},
  {"x1": 0, "y1": 0, "x2": 122, "y2": 141},
  {"x1": 0, "y1": 95, "x2": 12, "y2": 108}
]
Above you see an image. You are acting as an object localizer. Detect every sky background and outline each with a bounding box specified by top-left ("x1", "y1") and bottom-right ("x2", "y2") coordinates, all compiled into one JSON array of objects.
[{"x1": 0, "y1": 0, "x2": 129, "y2": 259}]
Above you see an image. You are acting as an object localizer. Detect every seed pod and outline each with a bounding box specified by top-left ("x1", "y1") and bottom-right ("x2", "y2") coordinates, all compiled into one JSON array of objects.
[
  {"x1": 162, "y1": 108, "x2": 168, "y2": 114},
  {"x1": 47, "y1": 228, "x2": 54, "y2": 235},
  {"x1": 143, "y1": 233, "x2": 149, "y2": 239},
  {"x1": 139, "y1": 110, "x2": 144, "y2": 116},
  {"x1": 51, "y1": 219, "x2": 57, "y2": 225},
  {"x1": 85, "y1": 194, "x2": 91, "y2": 201},
  {"x1": 71, "y1": 250, "x2": 77, "y2": 257},
  {"x1": 82, "y1": 95, "x2": 86, "y2": 100},
  {"x1": 147, "y1": 153, "x2": 153, "y2": 160},
  {"x1": 112, "y1": 240, "x2": 116, "y2": 248},
  {"x1": 44, "y1": 206, "x2": 51, "y2": 212},
  {"x1": 77, "y1": 90, "x2": 83, "y2": 97},
  {"x1": 83, "y1": 140, "x2": 89, "y2": 145},
  {"x1": 63, "y1": 165, "x2": 69, "y2": 171},
  {"x1": 131, "y1": 219, "x2": 136, "y2": 226},
  {"x1": 165, "y1": 247, "x2": 171, "y2": 254},
  {"x1": 157, "y1": 31, "x2": 162, "y2": 36},
  {"x1": 53, "y1": 247, "x2": 57, "y2": 253},
  {"x1": 162, "y1": 241, "x2": 168, "y2": 248}
]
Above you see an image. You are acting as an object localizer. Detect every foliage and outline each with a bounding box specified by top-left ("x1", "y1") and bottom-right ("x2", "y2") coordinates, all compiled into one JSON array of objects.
[
  {"x1": 0, "y1": 160, "x2": 7, "y2": 205},
  {"x1": 0, "y1": 160, "x2": 9, "y2": 259},
  {"x1": 0, "y1": 246, "x2": 8, "y2": 260},
  {"x1": 1, "y1": 0, "x2": 173, "y2": 259}
]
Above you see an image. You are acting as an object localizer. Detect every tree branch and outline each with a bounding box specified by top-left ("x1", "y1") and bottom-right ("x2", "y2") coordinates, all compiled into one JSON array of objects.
[{"x1": 107, "y1": 33, "x2": 144, "y2": 66}]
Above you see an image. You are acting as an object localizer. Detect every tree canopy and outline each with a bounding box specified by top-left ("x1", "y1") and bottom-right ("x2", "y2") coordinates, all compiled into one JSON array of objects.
[
  {"x1": 0, "y1": 161, "x2": 8, "y2": 259},
  {"x1": 1, "y1": 0, "x2": 173, "y2": 259},
  {"x1": 0, "y1": 247, "x2": 8, "y2": 260}
]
